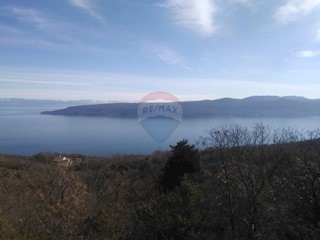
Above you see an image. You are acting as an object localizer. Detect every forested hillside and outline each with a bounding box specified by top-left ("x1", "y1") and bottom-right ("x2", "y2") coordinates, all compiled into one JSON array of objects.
[{"x1": 1, "y1": 124, "x2": 320, "y2": 239}]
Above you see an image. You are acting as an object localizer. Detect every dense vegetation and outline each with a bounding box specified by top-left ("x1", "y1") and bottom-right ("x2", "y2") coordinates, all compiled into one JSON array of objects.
[{"x1": 1, "y1": 124, "x2": 320, "y2": 239}]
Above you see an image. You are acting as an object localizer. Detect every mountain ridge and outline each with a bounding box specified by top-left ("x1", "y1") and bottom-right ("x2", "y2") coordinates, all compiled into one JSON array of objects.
[{"x1": 40, "y1": 96, "x2": 320, "y2": 118}]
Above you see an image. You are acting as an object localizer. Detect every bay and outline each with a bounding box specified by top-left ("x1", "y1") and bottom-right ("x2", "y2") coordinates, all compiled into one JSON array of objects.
[{"x1": 1, "y1": 107, "x2": 320, "y2": 156}]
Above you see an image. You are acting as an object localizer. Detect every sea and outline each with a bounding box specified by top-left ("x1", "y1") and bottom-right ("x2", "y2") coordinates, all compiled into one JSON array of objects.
[{"x1": 1, "y1": 106, "x2": 320, "y2": 156}]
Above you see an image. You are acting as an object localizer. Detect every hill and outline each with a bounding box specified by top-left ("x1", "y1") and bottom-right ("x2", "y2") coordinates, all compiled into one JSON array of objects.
[{"x1": 41, "y1": 96, "x2": 320, "y2": 118}]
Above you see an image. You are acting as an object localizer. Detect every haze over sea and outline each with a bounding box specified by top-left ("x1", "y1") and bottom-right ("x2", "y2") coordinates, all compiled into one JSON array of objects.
[{"x1": 1, "y1": 105, "x2": 320, "y2": 156}]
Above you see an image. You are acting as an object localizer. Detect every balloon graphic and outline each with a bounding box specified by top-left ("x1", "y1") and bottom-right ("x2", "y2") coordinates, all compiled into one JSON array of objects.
[{"x1": 137, "y1": 92, "x2": 183, "y2": 143}]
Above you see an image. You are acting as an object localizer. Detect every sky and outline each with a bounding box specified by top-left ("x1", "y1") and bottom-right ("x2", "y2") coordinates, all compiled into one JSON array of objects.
[{"x1": 1, "y1": 0, "x2": 320, "y2": 101}]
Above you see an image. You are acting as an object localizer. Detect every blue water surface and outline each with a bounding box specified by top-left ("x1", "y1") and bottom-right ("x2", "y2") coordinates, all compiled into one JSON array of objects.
[{"x1": 1, "y1": 107, "x2": 320, "y2": 156}]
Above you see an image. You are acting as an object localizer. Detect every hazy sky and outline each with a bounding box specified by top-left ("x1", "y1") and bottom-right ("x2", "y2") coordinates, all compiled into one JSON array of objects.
[{"x1": 1, "y1": 0, "x2": 320, "y2": 101}]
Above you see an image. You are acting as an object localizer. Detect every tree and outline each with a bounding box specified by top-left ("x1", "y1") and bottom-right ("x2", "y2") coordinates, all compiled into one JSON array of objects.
[{"x1": 160, "y1": 140, "x2": 200, "y2": 191}]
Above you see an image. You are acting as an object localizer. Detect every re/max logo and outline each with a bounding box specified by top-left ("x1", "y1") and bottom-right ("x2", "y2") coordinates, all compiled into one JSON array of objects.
[{"x1": 142, "y1": 104, "x2": 178, "y2": 115}]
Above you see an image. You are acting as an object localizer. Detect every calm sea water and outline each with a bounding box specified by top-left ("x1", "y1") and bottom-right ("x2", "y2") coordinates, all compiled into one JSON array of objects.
[{"x1": 1, "y1": 107, "x2": 320, "y2": 156}]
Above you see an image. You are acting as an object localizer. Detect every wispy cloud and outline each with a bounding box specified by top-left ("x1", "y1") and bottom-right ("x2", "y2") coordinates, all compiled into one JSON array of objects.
[
  {"x1": 0, "y1": 78, "x2": 90, "y2": 86},
  {"x1": 153, "y1": 46, "x2": 181, "y2": 65},
  {"x1": 2, "y1": 7, "x2": 78, "y2": 48},
  {"x1": 2, "y1": 67, "x2": 320, "y2": 101},
  {"x1": 164, "y1": 0, "x2": 217, "y2": 37},
  {"x1": 233, "y1": 0, "x2": 253, "y2": 6},
  {"x1": 68, "y1": 0, "x2": 105, "y2": 22},
  {"x1": 8, "y1": 7, "x2": 57, "y2": 30},
  {"x1": 296, "y1": 50, "x2": 320, "y2": 57},
  {"x1": 0, "y1": 24, "x2": 21, "y2": 34},
  {"x1": 1, "y1": 6, "x2": 110, "y2": 52},
  {"x1": 275, "y1": 0, "x2": 320, "y2": 23},
  {"x1": 0, "y1": 37, "x2": 61, "y2": 49},
  {"x1": 317, "y1": 28, "x2": 320, "y2": 40},
  {"x1": 144, "y1": 43, "x2": 191, "y2": 70}
]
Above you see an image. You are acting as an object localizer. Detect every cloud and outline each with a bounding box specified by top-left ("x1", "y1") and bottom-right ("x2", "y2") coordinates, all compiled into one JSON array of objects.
[
  {"x1": 0, "y1": 37, "x2": 61, "y2": 49},
  {"x1": 2, "y1": 67, "x2": 320, "y2": 101},
  {"x1": 9, "y1": 7, "x2": 57, "y2": 30},
  {"x1": 0, "y1": 78, "x2": 90, "y2": 86},
  {"x1": 233, "y1": 0, "x2": 253, "y2": 6},
  {"x1": 275, "y1": 0, "x2": 320, "y2": 23},
  {"x1": 154, "y1": 46, "x2": 181, "y2": 65},
  {"x1": 317, "y1": 28, "x2": 320, "y2": 40},
  {"x1": 68, "y1": 0, "x2": 105, "y2": 22},
  {"x1": 164, "y1": 0, "x2": 217, "y2": 37},
  {"x1": 2, "y1": 7, "x2": 79, "y2": 48},
  {"x1": 296, "y1": 50, "x2": 320, "y2": 57},
  {"x1": 144, "y1": 43, "x2": 191, "y2": 70},
  {"x1": 1, "y1": 6, "x2": 110, "y2": 52},
  {"x1": 0, "y1": 24, "x2": 21, "y2": 34}
]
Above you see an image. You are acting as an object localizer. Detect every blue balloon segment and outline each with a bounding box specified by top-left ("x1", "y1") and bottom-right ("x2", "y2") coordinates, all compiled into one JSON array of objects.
[{"x1": 139, "y1": 116, "x2": 181, "y2": 143}]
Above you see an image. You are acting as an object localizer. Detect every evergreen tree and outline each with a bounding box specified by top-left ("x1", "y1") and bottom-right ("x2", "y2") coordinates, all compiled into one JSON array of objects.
[{"x1": 160, "y1": 140, "x2": 200, "y2": 191}]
